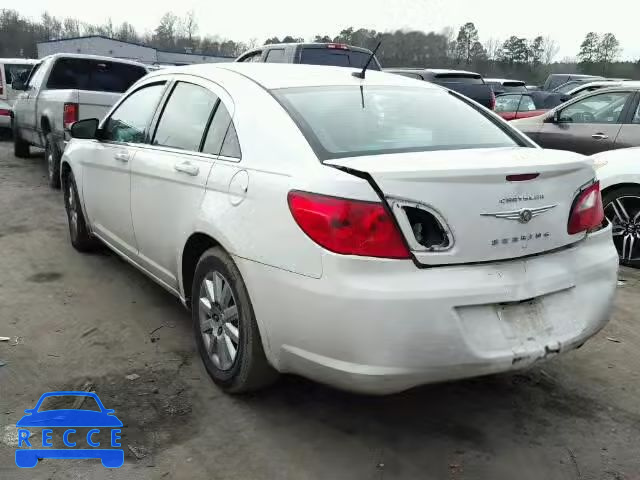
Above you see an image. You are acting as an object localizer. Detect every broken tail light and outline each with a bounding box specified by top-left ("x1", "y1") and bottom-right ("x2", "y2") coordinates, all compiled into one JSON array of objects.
[
  {"x1": 568, "y1": 181, "x2": 604, "y2": 235},
  {"x1": 287, "y1": 191, "x2": 410, "y2": 259}
]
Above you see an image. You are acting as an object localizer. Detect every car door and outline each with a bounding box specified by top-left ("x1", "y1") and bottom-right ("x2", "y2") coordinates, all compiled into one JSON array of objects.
[
  {"x1": 613, "y1": 93, "x2": 640, "y2": 150},
  {"x1": 14, "y1": 60, "x2": 46, "y2": 144},
  {"x1": 535, "y1": 90, "x2": 633, "y2": 155},
  {"x1": 82, "y1": 82, "x2": 167, "y2": 258},
  {"x1": 130, "y1": 78, "x2": 227, "y2": 289}
]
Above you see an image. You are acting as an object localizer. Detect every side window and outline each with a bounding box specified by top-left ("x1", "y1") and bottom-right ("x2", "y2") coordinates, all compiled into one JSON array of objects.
[
  {"x1": 559, "y1": 92, "x2": 632, "y2": 124},
  {"x1": 632, "y1": 102, "x2": 640, "y2": 124},
  {"x1": 238, "y1": 52, "x2": 262, "y2": 63},
  {"x1": 265, "y1": 49, "x2": 286, "y2": 63},
  {"x1": 220, "y1": 123, "x2": 241, "y2": 158},
  {"x1": 202, "y1": 102, "x2": 232, "y2": 155},
  {"x1": 395, "y1": 72, "x2": 423, "y2": 80},
  {"x1": 495, "y1": 94, "x2": 521, "y2": 113},
  {"x1": 153, "y1": 82, "x2": 218, "y2": 151},
  {"x1": 102, "y1": 83, "x2": 165, "y2": 143},
  {"x1": 26, "y1": 62, "x2": 45, "y2": 89},
  {"x1": 517, "y1": 95, "x2": 536, "y2": 112}
]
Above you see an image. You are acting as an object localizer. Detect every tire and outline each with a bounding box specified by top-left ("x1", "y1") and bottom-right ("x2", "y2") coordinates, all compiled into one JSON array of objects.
[
  {"x1": 45, "y1": 133, "x2": 61, "y2": 189},
  {"x1": 12, "y1": 120, "x2": 30, "y2": 158},
  {"x1": 63, "y1": 171, "x2": 99, "y2": 252},
  {"x1": 602, "y1": 186, "x2": 640, "y2": 268},
  {"x1": 192, "y1": 247, "x2": 277, "y2": 393}
]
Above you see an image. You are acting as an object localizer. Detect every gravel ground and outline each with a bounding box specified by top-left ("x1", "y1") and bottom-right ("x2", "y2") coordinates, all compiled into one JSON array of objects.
[{"x1": 0, "y1": 137, "x2": 639, "y2": 480}]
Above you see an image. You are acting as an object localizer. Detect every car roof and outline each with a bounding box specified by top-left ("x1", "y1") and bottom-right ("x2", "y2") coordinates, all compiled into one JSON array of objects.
[
  {"x1": 386, "y1": 68, "x2": 480, "y2": 76},
  {"x1": 41, "y1": 53, "x2": 148, "y2": 68},
  {"x1": 484, "y1": 78, "x2": 525, "y2": 85},
  {"x1": 147, "y1": 63, "x2": 439, "y2": 90},
  {"x1": 0, "y1": 58, "x2": 38, "y2": 64}
]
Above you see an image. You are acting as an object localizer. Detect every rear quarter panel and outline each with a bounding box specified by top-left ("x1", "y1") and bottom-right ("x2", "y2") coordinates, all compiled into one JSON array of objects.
[{"x1": 36, "y1": 89, "x2": 78, "y2": 136}]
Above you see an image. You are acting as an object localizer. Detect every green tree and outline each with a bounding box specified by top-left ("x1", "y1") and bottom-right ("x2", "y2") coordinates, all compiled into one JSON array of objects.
[
  {"x1": 529, "y1": 36, "x2": 544, "y2": 66},
  {"x1": 154, "y1": 12, "x2": 178, "y2": 49},
  {"x1": 263, "y1": 37, "x2": 281, "y2": 45},
  {"x1": 578, "y1": 32, "x2": 600, "y2": 63},
  {"x1": 499, "y1": 36, "x2": 529, "y2": 64},
  {"x1": 597, "y1": 33, "x2": 621, "y2": 64},
  {"x1": 115, "y1": 22, "x2": 138, "y2": 43},
  {"x1": 455, "y1": 22, "x2": 479, "y2": 64}
]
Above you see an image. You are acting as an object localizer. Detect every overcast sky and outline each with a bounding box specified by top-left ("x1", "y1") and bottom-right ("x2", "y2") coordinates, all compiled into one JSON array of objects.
[{"x1": 9, "y1": 0, "x2": 640, "y2": 60}]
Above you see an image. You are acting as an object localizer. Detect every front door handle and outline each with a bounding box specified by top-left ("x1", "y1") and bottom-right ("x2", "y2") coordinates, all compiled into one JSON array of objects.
[
  {"x1": 174, "y1": 161, "x2": 199, "y2": 176},
  {"x1": 591, "y1": 133, "x2": 609, "y2": 140},
  {"x1": 114, "y1": 152, "x2": 129, "y2": 162}
]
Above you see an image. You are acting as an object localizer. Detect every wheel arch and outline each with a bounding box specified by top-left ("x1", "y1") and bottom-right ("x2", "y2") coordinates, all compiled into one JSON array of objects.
[
  {"x1": 601, "y1": 182, "x2": 640, "y2": 199},
  {"x1": 180, "y1": 232, "x2": 223, "y2": 305}
]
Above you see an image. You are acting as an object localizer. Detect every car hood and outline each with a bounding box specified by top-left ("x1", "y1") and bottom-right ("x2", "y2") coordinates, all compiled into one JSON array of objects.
[{"x1": 16, "y1": 410, "x2": 123, "y2": 427}]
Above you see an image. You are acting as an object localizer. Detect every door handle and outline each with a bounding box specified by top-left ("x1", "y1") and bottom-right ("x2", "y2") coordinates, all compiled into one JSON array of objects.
[
  {"x1": 591, "y1": 133, "x2": 609, "y2": 140},
  {"x1": 114, "y1": 152, "x2": 129, "y2": 162},
  {"x1": 174, "y1": 162, "x2": 199, "y2": 176}
]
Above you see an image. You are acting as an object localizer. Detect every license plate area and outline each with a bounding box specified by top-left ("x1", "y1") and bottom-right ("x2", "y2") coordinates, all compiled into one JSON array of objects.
[{"x1": 496, "y1": 298, "x2": 553, "y2": 341}]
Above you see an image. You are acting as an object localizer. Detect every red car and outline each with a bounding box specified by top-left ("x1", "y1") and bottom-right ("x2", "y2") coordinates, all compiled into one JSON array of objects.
[{"x1": 495, "y1": 91, "x2": 567, "y2": 121}]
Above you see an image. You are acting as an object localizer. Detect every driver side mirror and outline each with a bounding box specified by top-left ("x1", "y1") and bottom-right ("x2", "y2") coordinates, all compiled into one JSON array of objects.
[
  {"x1": 11, "y1": 80, "x2": 25, "y2": 91},
  {"x1": 545, "y1": 110, "x2": 562, "y2": 124},
  {"x1": 70, "y1": 118, "x2": 99, "y2": 139}
]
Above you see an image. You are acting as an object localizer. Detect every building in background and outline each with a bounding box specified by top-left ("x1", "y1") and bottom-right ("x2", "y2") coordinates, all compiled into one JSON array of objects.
[{"x1": 37, "y1": 35, "x2": 233, "y2": 65}]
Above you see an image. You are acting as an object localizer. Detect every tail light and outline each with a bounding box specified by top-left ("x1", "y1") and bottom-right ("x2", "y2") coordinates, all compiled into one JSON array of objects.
[
  {"x1": 63, "y1": 103, "x2": 78, "y2": 129},
  {"x1": 0, "y1": 109, "x2": 10, "y2": 117},
  {"x1": 327, "y1": 43, "x2": 349, "y2": 50},
  {"x1": 489, "y1": 91, "x2": 496, "y2": 110},
  {"x1": 287, "y1": 191, "x2": 410, "y2": 259},
  {"x1": 568, "y1": 181, "x2": 604, "y2": 235}
]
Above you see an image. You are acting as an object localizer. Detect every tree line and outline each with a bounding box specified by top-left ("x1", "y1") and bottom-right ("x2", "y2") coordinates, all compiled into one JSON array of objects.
[{"x1": 1, "y1": 9, "x2": 639, "y2": 83}]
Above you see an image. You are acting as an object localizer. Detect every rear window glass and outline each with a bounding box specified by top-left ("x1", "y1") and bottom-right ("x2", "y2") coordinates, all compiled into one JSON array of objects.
[
  {"x1": 47, "y1": 58, "x2": 147, "y2": 92},
  {"x1": 434, "y1": 74, "x2": 483, "y2": 84},
  {"x1": 299, "y1": 48, "x2": 380, "y2": 70},
  {"x1": 274, "y1": 86, "x2": 520, "y2": 160},
  {"x1": 4, "y1": 64, "x2": 33, "y2": 84}
]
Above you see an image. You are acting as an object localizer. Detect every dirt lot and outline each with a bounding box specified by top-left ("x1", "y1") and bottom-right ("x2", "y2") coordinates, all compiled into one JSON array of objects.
[{"x1": 0, "y1": 137, "x2": 639, "y2": 480}]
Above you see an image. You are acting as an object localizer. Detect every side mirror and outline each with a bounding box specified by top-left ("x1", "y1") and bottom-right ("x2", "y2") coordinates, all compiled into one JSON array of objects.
[
  {"x1": 544, "y1": 111, "x2": 560, "y2": 124},
  {"x1": 70, "y1": 118, "x2": 99, "y2": 139},
  {"x1": 12, "y1": 80, "x2": 25, "y2": 91}
]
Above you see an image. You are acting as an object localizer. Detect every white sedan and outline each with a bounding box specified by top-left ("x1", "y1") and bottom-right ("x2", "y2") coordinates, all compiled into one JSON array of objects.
[
  {"x1": 592, "y1": 147, "x2": 640, "y2": 267},
  {"x1": 60, "y1": 63, "x2": 618, "y2": 394}
]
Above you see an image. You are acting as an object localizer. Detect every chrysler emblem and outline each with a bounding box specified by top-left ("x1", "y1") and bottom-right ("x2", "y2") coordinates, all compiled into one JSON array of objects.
[{"x1": 481, "y1": 204, "x2": 557, "y2": 222}]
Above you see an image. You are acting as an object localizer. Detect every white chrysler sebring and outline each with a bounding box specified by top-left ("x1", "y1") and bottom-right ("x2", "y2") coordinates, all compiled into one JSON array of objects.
[{"x1": 60, "y1": 63, "x2": 618, "y2": 394}]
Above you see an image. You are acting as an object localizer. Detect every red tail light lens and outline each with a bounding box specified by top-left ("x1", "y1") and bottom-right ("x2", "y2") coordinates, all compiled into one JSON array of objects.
[
  {"x1": 568, "y1": 181, "x2": 604, "y2": 235},
  {"x1": 287, "y1": 191, "x2": 410, "y2": 259},
  {"x1": 0, "y1": 109, "x2": 10, "y2": 117},
  {"x1": 63, "y1": 103, "x2": 78, "y2": 129},
  {"x1": 327, "y1": 43, "x2": 349, "y2": 50}
]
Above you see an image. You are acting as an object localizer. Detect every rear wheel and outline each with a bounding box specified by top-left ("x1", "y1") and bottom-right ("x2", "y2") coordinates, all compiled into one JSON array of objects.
[
  {"x1": 12, "y1": 120, "x2": 30, "y2": 158},
  {"x1": 603, "y1": 186, "x2": 640, "y2": 268},
  {"x1": 45, "y1": 133, "x2": 61, "y2": 189},
  {"x1": 192, "y1": 247, "x2": 277, "y2": 393},
  {"x1": 63, "y1": 171, "x2": 98, "y2": 252}
]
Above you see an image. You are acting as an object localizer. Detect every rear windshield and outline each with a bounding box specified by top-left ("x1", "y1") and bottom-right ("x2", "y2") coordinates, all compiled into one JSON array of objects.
[
  {"x1": 299, "y1": 48, "x2": 380, "y2": 70},
  {"x1": 502, "y1": 84, "x2": 528, "y2": 93},
  {"x1": 273, "y1": 86, "x2": 521, "y2": 160},
  {"x1": 434, "y1": 74, "x2": 483, "y2": 84},
  {"x1": 47, "y1": 58, "x2": 147, "y2": 93},
  {"x1": 4, "y1": 64, "x2": 33, "y2": 85}
]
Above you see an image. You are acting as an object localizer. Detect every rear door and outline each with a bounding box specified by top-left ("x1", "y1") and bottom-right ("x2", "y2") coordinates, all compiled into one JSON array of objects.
[
  {"x1": 130, "y1": 78, "x2": 223, "y2": 288},
  {"x1": 536, "y1": 90, "x2": 633, "y2": 154},
  {"x1": 612, "y1": 93, "x2": 640, "y2": 149}
]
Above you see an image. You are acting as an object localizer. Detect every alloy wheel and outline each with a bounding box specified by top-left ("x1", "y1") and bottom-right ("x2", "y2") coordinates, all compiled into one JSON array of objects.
[
  {"x1": 66, "y1": 182, "x2": 78, "y2": 240},
  {"x1": 605, "y1": 195, "x2": 640, "y2": 262},
  {"x1": 198, "y1": 271, "x2": 240, "y2": 371}
]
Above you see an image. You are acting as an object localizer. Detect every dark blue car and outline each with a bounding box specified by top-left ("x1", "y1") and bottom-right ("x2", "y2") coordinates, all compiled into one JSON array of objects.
[{"x1": 15, "y1": 391, "x2": 123, "y2": 468}]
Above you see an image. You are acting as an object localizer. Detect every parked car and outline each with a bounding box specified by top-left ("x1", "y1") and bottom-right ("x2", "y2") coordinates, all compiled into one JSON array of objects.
[
  {"x1": 495, "y1": 91, "x2": 567, "y2": 121},
  {"x1": 566, "y1": 80, "x2": 623, "y2": 98},
  {"x1": 591, "y1": 147, "x2": 640, "y2": 267},
  {"x1": 512, "y1": 84, "x2": 640, "y2": 155},
  {"x1": 484, "y1": 78, "x2": 527, "y2": 96},
  {"x1": 553, "y1": 78, "x2": 617, "y2": 94},
  {"x1": 385, "y1": 68, "x2": 495, "y2": 109},
  {"x1": 60, "y1": 63, "x2": 617, "y2": 395},
  {"x1": 236, "y1": 42, "x2": 381, "y2": 70},
  {"x1": 0, "y1": 58, "x2": 37, "y2": 130},
  {"x1": 543, "y1": 73, "x2": 604, "y2": 91},
  {"x1": 11, "y1": 53, "x2": 148, "y2": 188}
]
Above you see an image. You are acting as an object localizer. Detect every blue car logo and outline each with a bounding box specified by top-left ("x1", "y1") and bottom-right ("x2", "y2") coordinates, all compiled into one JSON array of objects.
[{"x1": 15, "y1": 391, "x2": 123, "y2": 468}]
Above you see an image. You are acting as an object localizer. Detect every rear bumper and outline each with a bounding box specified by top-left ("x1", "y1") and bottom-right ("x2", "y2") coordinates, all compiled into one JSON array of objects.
[{"x1": 236, "y1": 227, "x2": 618, "y2": 394}]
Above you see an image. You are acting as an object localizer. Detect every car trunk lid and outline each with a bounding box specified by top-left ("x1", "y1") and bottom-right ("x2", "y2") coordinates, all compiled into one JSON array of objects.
[{"x1": 326, "y1": 147, "x2": 594, "y2": 266}]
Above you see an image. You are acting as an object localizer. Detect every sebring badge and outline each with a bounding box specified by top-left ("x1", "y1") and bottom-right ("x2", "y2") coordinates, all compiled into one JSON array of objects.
[{"x1": 480, "y1": 204, "x2": 557, "y2": 224}]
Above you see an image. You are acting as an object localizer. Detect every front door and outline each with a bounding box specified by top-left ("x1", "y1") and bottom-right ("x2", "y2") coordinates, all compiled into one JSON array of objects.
[
  {"x1": 537, "y1": 90, "x2": 633, "y2": 155},
  {"x1": 130, "y1": 80, "x2": 226, "y2": 288},
  {"x1": 82, "y1": 82, "x2": 167, "y2": 257},
  {"x1": 14, "y1": 61, "x2": 46, "y2": 144}
]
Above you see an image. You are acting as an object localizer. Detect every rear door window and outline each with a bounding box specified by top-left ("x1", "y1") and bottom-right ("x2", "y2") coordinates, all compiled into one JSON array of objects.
[
  {"x1": 265, "y1": 49, "x2": 286, "y2": 63},
  {"x1": 47, "y1": 58, "x2": 147, "y2": 92},
  {"x1": 202, "y1": 102, "x2": 232, "y2": 155},
  {"x1": 495, "y1": 94, "x2": 522, "y2": 113},
  {"x1": 153, "y1": 82, "x2": 219, "y2": 151}
]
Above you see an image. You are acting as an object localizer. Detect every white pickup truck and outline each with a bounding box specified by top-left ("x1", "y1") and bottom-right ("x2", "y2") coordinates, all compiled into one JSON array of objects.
[{"x1": 12, "y1": 53, "x2": 148, "y2": 188}]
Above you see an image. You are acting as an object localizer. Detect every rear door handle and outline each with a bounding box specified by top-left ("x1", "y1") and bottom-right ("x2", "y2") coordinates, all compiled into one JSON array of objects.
[
  {"x1": 114, "y1": 152, "x2": 129, "y2": 162},
  {"x1": 591, "y1": 133, "x2": 609, "y2": 140},
  {"x1": 174, "y1": 161, "x2": 199, "y2": 176}
]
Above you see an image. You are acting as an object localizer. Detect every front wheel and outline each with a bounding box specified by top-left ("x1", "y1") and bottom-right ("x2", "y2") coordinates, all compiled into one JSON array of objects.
[
  {"x1": 192, "y1": 247, "x2": 278, "y2": 393},
  {"x1": 45, "y1": 133, "x2": 61, "y2": 189},
  {"x1": 603, "y1": 186, "x2": 640, "y2": 268}
]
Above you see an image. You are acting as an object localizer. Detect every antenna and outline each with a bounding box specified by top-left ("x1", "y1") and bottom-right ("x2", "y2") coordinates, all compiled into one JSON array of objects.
[{"x1": 352, "y1": 42, "x2": 382, "y2": 79}]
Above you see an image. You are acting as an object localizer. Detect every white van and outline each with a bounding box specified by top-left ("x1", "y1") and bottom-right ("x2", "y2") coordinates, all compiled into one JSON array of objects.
[{"x1": 0, "y1": 59, "x2": 38, "y2": 129}]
